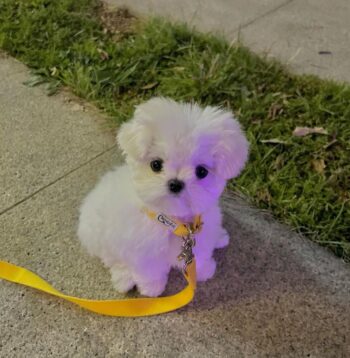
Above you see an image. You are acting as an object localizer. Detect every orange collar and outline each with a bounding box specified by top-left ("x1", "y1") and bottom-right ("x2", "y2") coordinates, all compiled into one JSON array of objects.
[{"x1": 144, "y1": 209, "x2": 203, "y2": 237}]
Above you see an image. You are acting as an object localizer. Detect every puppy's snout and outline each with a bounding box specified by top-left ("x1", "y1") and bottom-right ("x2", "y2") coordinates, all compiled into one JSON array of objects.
[{"x1": 168, "y1": 179, "x2": 185, "y2": 194}]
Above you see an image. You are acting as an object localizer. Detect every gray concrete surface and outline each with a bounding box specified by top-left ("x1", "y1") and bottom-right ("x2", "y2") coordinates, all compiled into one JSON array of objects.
[
  {"x1": 106, "y1": 0, "x2": 350, "y2": 83},
  {"x1": 0, "y1": 56, "x2": 115, "y2": 214},
  {"x1": 1, "y1": 57, "x2": 350, "y2": 357},
  {"x1": 242, "y1": 0, "x2": 350, "y2": 83}
]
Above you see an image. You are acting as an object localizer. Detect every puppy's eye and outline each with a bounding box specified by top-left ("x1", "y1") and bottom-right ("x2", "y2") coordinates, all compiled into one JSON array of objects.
[
  {"x1": 150, "y1": 159, "x2": 163, "y2": 173},
  {"x1": 195, "y1": 165, "x2": 208, "y2": 179}
]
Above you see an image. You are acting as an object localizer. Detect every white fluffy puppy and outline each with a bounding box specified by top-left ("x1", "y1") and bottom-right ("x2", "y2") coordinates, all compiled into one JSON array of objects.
[{"x1": 78, "y1": 97, "x2": 249, "y2": 297}]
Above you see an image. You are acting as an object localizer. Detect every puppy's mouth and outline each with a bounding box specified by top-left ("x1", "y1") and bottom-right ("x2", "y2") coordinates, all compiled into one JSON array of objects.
[{"x1": 163, "y1": 190, "x2": 196, "y2": 217}]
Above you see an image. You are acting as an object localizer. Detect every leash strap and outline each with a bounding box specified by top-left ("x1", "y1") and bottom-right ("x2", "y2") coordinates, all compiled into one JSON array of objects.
[
  {"x1": 0, "y1": 212, "x2": 202, "y2": 317},
  {"x1": 0, "y1": 259, "x2": 196, "y2": 317}
]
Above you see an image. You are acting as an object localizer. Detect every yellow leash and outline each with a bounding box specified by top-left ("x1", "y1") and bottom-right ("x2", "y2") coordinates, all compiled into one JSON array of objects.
[{"x1": 0, "y1": 212, "x2": 202, "y2": 317}]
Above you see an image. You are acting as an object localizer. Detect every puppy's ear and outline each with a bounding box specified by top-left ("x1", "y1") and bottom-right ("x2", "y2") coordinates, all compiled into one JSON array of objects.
[
  {"x1": 213, "y1": 113, "x2": 249, "y2": 180},
  {"x1": 117, "y1": 119, "x2": 152, "y2": 161}
]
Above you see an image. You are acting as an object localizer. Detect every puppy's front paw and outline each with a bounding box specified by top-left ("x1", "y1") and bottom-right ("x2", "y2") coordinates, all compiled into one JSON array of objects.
[
  {"x1": 215, "y1": 228, "x2": 230, "y2": 249},
  {"x1": 110, "y1": 266, "x2": 135, "y2": 293},
  {"x1": 196, "y1": 257, "x2": 216, "y2": 282},
  {"x1": 137, "y1": 276, "x2": 168, "y2": 297}
]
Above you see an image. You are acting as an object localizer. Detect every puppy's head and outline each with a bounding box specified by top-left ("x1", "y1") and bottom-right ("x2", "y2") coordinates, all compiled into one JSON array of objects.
[{"x1": 117, "y1": 97, "x2": 249, "y2": 217}]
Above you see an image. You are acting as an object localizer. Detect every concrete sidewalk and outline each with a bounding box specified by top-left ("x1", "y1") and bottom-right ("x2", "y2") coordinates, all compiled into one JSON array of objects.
[
  {"x1": 1, "y1": 55, "x2": 350, "y2": 357},
  {"x1": 106, "y1": 0, "x2": 350, "y2": 83}
]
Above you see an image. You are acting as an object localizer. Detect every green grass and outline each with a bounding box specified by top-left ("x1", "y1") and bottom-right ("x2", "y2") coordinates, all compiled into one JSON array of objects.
[{"x1": 1, "y1": 0, "x2": 349, "y2": 261}]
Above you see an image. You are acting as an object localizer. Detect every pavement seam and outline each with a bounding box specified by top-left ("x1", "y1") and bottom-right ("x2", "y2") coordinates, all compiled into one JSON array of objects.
[
  {"x1": 236, "y1": 0, "x2": 295, "y2": 32},
  {"x1": 0, "y1": 145, "x2": 117, "y2": 217}
]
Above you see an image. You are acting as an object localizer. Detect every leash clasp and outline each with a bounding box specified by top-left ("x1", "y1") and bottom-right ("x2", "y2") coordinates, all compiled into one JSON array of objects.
[{"x1": 178, "y1": 227, "x2": 196, "y2": 273}]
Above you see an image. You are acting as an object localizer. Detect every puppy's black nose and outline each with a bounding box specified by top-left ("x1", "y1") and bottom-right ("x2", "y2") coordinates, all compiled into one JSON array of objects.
[{"x1": 168, "y1": 179, "x2": 185, "y2": 194}]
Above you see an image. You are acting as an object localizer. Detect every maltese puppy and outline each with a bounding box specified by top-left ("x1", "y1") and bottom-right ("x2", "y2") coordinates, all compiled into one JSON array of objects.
[{"x1": 78, "y1": 97, "x2": 249, "y2": 297}]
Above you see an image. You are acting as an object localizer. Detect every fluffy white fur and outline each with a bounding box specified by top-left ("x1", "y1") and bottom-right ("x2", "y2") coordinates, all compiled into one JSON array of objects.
[{"x1": 78, "y1": 97, "x2": 249, "y2": 297}]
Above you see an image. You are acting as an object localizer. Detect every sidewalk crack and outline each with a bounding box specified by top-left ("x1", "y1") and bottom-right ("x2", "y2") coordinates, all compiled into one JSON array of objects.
[
  {"x1": 237, "y1": 0, "x2": 295, "y2": 32},
  {"x1": 0, "y1": 145, "x2": 117, "y2": 217}
]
